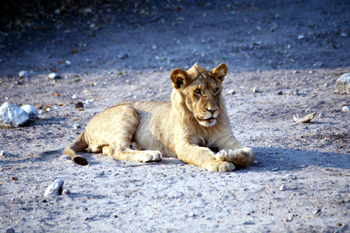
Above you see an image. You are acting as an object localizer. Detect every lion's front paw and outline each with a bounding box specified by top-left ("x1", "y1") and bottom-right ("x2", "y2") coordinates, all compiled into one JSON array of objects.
[
  {"x1": 139, "y1": 150, "x2": 162, "y2": 163},
  {"x1": 226, "y1": 147, "x2": 255, "y2": 167},
  {"x1": 206, "y1": 160, "x2": 235, "y2": 172}
]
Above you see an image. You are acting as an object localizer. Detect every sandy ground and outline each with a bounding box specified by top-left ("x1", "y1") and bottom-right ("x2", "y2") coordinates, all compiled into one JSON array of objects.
[{"x1": 1, "y1": 0, "x2": 350, "y2": 232}]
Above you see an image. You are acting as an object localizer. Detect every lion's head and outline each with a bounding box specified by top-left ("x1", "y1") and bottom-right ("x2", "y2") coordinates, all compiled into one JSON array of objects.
[{"x1": 170, "y1": 63, "x2": 228, "y2": 127}]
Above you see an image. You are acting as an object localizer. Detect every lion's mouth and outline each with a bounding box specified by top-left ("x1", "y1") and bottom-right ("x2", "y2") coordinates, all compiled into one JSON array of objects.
[{"x1": 196, "y1": 117, "x2": 216, "y2": 123}]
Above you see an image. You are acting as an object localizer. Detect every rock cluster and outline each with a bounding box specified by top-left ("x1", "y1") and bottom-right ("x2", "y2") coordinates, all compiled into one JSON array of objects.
[{"x1": 0, "y1": 102, "x2": 39, "y2": 127}]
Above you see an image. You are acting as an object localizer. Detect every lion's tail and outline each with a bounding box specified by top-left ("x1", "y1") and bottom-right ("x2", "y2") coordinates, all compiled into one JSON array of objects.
[{"x1": 63, "y1": 131, "x2": 88, "y2": 166}]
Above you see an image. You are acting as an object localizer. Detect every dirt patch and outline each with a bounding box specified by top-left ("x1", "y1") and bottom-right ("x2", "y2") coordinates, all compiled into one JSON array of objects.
[{"x1": 1, "y1": 0, "x2": 350, "y2": 232}]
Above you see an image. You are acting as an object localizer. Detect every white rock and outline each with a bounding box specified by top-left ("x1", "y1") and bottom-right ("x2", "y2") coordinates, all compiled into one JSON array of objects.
[
  {"x1": 0, "y1": 150, "x2": 14, "y2": 157},
  {"x1": 286, "y1": 174, "x2": 297, "y2": 180},
  {"x1": 227, "y1": 89, "x2": 236, "y2": 95},
  {"x1": 0, "y1": 102, "x2": 29, "y2": 127},
  {"x1": 84, "y1": 100, "x2": 91, "y2": 105},
  {"x1": 48, "y1": 73, "x2": 60, "y2": 79},
  {"x1": 73, "y1": 123, "x2": 81, "y2": 129},
  {"x1": 318, "y1": 112, "x2": 325, "y2": 118},
  {"x1": 72, "y1": 94, "x2": 78, "y2": 100},
  {"x1": 342, "y1": 106, "x2": 350, "y2": 112},
  {"x1": 19, "y1": 70, "x2": 29, "y2": 78},
  {"x1": 252, "y1": 87, "x2": 259, "y2": 93},
  {"x1": 298, "y1": 35, "x2": 304, "y2": 40},
  {"x1": 44, "y1": 179, "x2": 64, "y2": 197},
  {"x1": 65, "y1": 60, "x2": 72, "y2": 66},
  {"x1": 335, "y1": 73, "x2": 350, "y2": 94},
  {"x1": 21, "y1": 105, "x2": 39, "y2": 119},
  {"x1": 280, "y1": 185, "x2": 286, "y2": 191}
]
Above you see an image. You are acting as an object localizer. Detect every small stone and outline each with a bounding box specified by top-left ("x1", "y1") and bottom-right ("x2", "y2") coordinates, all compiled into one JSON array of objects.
[
  {"x1": 252, "y1": 87, "x2": 259, "y2": 93},
  {"x1": 5, "y1": 228, "x2": 15, "y2": 233},
  {"x1": 65, "y1": 60, "x2": 72, "y2": 66},
  {"x1": 72, "y1": 94, "x2": 78, "y2": 100},
  {"x1": 298, "y1": 35, "x2": 305, "y2": 40},
  {"x1": 48, "y1": 73, "x2": 61, "y2": 79},
  {"x1": 85, "y1": 58, "x2": 92, "y2": 63},
  {"x1": 334, "y1": 73, "x2": 350, "y2": 94},
  {"x1": 75, "y1": 102, "x2": 84, "y2": 109},
  {"x1": 44, "y1": 179, "x2": 64, "y2": 197},
  {"x1": 286, "y1": 174, "x2": 296, "y2": 180},
  {"x1": 19, "y1": 70, "x2": 29, "y2": 78},
  {"x1": 341, "y1": 106, "x2": 350, "y2": 112},
  {"x1": 305, "y1": 109, "x2": 311, "y2": 113},
  {"x1": 46, "y1": 107, "x2": 51, "y2": 112},
  {"x1": 21, "y1": 105, "x2": 39, "y2": 119},
  {"x1": 277, "y1": 90, "x2": 283, "y2": 95},
  {"x1": 293, "y1": 70, "x2": 299, "y2": 74},
  {"x1": 340, "y1": 33, "x2": 348, "y2": 38},
  {"x1": 318, "y1": 112, "x2": 325, "y2": 118},
  {"x1": 313, "y1": 208, "x2": 321, "y2": 215},
  {"x1": 286, "y1": 216, "x2": 293, "y2": 222},
  {"x1": 119, "y1": 53, "x2": 128, "y2": 59},
  {"x1": 84, "y1": 100, "x2": 91, "y2": 105},
  {"x1": 73, "y1": 123, "x2": 81, "y2": 129},
  {"x1": 0, "y1": 150, "x2": 14, "y2": 157},
  {"x1": 62, "y1": 189, "x2": 71, "y2": 195},
  {"x1": 152, "y1": 45, "x2": 158, "y2": 50},
  {"x1": 227, "y1": 89, "x2": 236, "y2": 95},
  {"x1": 280, "y1": 185, "x2": 286, "y2": 191},
  {"x1": 0, "y1": 102, "x2": 29, "y2": 127}
]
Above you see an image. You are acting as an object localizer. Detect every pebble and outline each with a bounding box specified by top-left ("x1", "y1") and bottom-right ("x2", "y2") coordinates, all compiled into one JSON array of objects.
[
  {"x1": 286, "y1": 89, "x2": 299, "y2": 95},
  {"x1": 252, "y1": 87, "x2": 259, "y2": 93},
  {"x1": 84, "y1": 100, "x2": 92, "y2": 105},
  {"x1": 19, "y1": 70, "x2": 29, "y2": 78},
  {"x1": 21, "y1": 104, "x2": 39, "y2": 119},
  {"x1": 319, "y1": 112, "x2": 325, "y2": 118},
  {"x1": 72, "y1": 94, "x2": 78, "y2": 100},
  {"x1": 277, "y1": 90, "x2": 283, "y2": 95},
  {"x1": 0, "y1": 102, "x2": 29, "y2": 127},
  {"x1": 73, "y1": 123, "x2": 81, "y2": 129},
  {"x1": 280, "y1": 185, "x2": 286, "y2": 191},
  {"x1": 313, "y1": 208, "x2": 322, "y2": 215},
  {"x1": 65, "y1": 60, "x2": 72, "y2": 66},
  {"x1": 75, "y1": 102, "x2": 84, "y2": 109},
  {"x1": 334, "y1": 73, "x2": 350, "y2": 94},
  {"x1": 44, "y1": 179, "x2": 64, "y2": 197},
  {"x1": 119, "y1": 53, "x2": 128, "y2": 59},
  {"x1": 298, "y1": 35, "x2": 305, "y2": 40},
  {"x1": 152, "y1": 45, "x2": 158, "y2": 50},
  {"x1": 342, "y1": 106, "x2": 350, "y2": 112},
  {"x1": 5, "y1": 228, "x2": 15, "y2": 233},
  {"x1": 48, "y1": 73, "x2": 61, "y2": 79},
  {"x1": 0, "y1": 150, "x2": 14, "y2": 157},
  {"x1": 286, "y1": 174, "x2": 297, "y2": 180},
  {"x1": 227, "y1": 89, "x2": 236, "y2": 95}
]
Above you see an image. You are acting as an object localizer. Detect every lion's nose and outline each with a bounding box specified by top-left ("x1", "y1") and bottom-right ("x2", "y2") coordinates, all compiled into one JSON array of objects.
[{"x1": 206, "y1": 108, "x2": 217, "y2": 114}]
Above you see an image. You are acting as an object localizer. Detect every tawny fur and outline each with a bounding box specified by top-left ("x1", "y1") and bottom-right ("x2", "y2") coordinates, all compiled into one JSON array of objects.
[{"x1": 64, "y1": 63, "x2": 255, "y2": 172}]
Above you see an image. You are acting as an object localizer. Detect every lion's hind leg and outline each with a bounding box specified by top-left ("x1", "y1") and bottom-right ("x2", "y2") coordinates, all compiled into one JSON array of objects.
[{"x1": 105, "y1": 105, "x2": 162, "y2": 163}]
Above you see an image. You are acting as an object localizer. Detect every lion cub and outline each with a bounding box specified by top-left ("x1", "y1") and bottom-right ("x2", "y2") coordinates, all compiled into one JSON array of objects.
[{"x1": 64, "y1": 63, "x2": 254, "y2": 172}]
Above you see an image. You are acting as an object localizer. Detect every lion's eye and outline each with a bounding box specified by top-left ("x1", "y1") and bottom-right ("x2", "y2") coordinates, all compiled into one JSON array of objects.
[{"x1": 194, "y1": 89, "x2": 201, "y2": 95}]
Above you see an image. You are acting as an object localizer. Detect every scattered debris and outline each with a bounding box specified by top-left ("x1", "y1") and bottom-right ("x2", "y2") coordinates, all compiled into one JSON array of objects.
[
  {"x1": 44, "y1": 179, "x2": 64, "y2": 197},
  {"x1": 334, "y1": 73, "x2": 350, "y2": 94},
  {"x1": 21, "y1": 105, "x2": 39, "y2": 119},
  {"x1": 293, "y1": 112, "x2": 316, "y2": 123},
  {"x1": 0, "y1": 102, "x2": 29, "y2": 127}
]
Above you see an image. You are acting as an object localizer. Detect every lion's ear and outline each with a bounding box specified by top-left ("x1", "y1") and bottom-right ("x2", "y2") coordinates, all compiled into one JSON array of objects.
[
  {"x1": 212, "y1": 63, "x2": 228, "y2": 83},
  {"x1": 170, "y1": 68, "x2": 190, "y2": 89}
]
